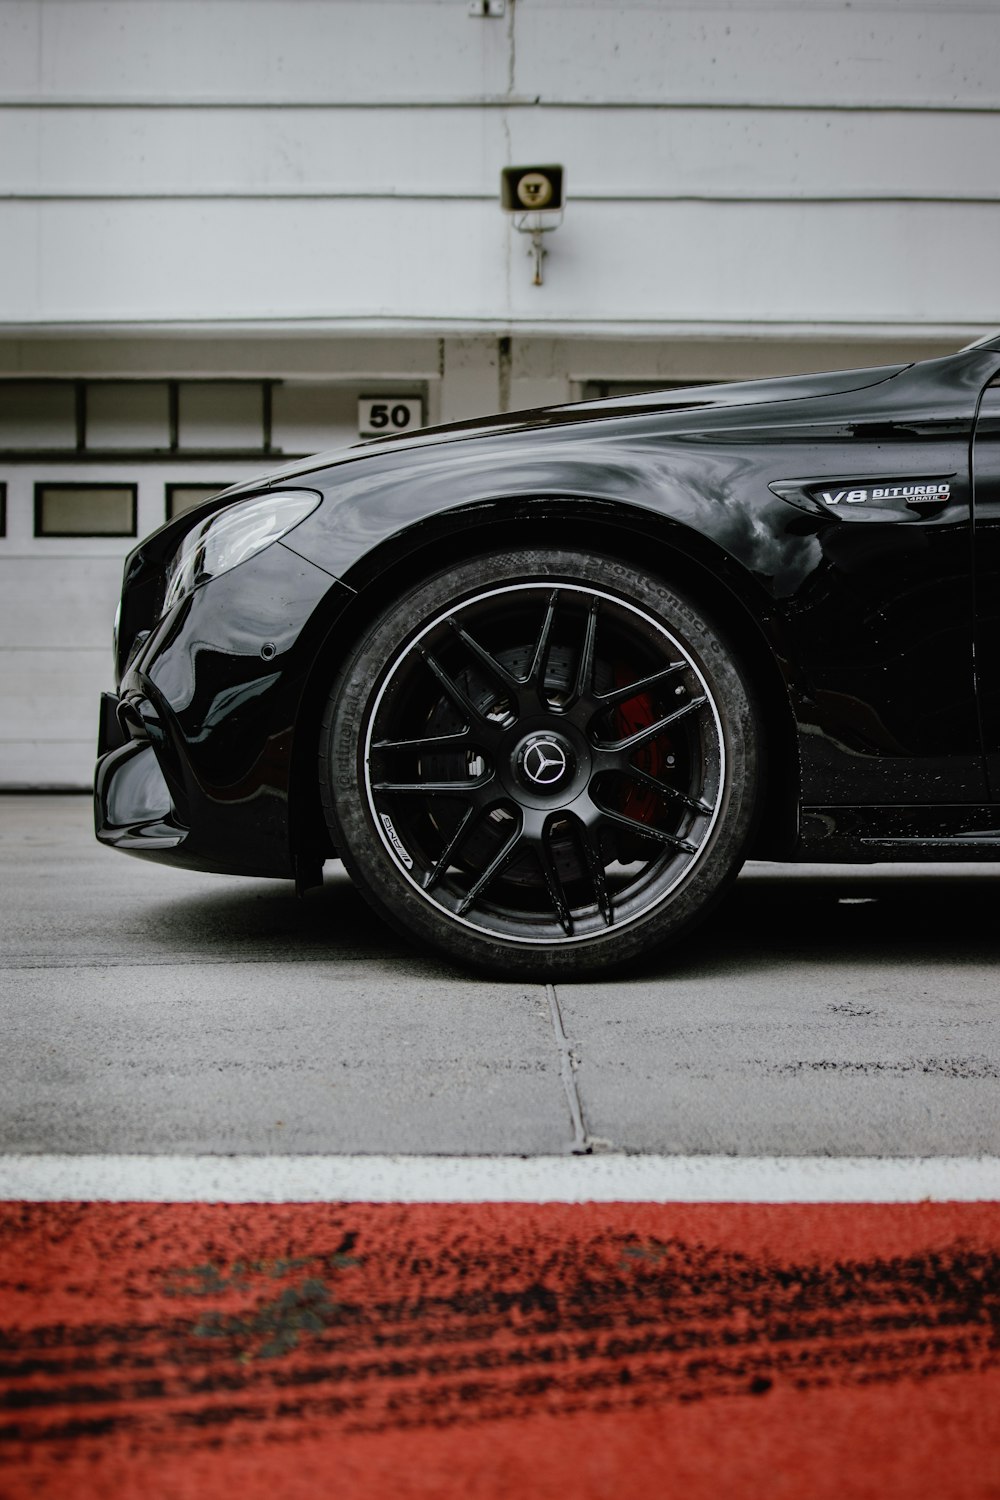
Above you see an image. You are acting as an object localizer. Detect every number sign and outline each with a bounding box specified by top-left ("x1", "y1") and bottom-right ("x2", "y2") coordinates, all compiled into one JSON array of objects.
[{"x1": 358, "y1": 397, "x2": 424, "y2": 440}]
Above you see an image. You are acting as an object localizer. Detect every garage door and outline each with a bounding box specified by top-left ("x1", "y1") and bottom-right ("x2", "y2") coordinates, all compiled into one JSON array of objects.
[{"x1": 0, "y1": 377, "x2": 424, "y2": 787}]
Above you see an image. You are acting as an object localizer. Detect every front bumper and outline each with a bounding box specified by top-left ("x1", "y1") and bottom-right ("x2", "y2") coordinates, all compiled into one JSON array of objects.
[
  {"x1": 94, "y1": 542, "x2": 353, "y2": 879},
  {"x1": 95, "y1": 706, "x2": 186, "y2": 855}
]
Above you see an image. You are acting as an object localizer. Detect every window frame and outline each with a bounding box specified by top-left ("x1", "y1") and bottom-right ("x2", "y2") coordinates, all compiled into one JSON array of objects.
[{"x1": 33, "y1": 481, "x2": 139, "y2": 539}]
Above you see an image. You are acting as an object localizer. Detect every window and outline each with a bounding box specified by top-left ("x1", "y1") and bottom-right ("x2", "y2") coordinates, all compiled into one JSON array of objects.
[
  {"x1": 166, "y1": 484, "x2": 230, "y2": 521},
  {"x1": 0, "y1": 383, "x2": 77, "y2": 449},
  {"x1": 272, "y1": 383, "x2": 359, "y2": 454},
  {"x1": 35, "y1": 483, "x2": 137, "y2": 538},
  {"x1": 87, "y1": 383, "x2": 171, "y2": 450},
  {"x1": 1, "y1": 378, "x2": 427, "y2": 459},
  {"x1": 178, "y1": 384, "x2": 264, "y2": 451},
  {"x1": 1, "y1": 379, "x2": 272, "y2": 457}
]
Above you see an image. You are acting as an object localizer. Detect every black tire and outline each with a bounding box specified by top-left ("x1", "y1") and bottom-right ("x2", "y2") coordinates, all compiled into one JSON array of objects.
[{"x1": 319, "y1": 548, "x2": 759, "y2": 978}]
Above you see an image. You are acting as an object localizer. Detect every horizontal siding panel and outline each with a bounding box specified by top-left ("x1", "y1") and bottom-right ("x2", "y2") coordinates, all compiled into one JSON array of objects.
[
  {"x1": 2, "y1": 199, "x2": 502, "y2": 324},
  {"x1": 3, "y1": 105, "x2": 1000, "y2": 202},
  {"x1": 452, "y1": 104, "x2": 1000, "y2": 202},
  {"x1": 517, "y1": 6, "x2": 1000, "y2": 108},
  {"x1": 3, "y1": 197, "x2": 997, "y2": 328},
  {"x1": 1, "y1": 1, "x2": 998, "y2": 109},
  {"x1": 0, "y1": 0, "x2": 510, "y2": 106}
]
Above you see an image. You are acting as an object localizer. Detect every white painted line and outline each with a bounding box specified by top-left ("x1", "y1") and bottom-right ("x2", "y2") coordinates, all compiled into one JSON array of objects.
[{"x1": 1, "y1": 1155, "x2": 999, "y2": 1203}]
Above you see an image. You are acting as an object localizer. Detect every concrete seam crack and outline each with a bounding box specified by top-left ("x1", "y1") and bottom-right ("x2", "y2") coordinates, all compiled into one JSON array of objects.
[{"x1": 546, "y1": 982, "x2": 591, "y2": 1155}]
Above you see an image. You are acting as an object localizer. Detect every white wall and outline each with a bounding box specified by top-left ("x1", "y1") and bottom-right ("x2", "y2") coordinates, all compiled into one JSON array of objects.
[
  {"x1": 1, "y1": 0, "x2": 997, "y2": 787},
  {"x1": 1, "y1": 0, "x2": 997, "y2": 337}
]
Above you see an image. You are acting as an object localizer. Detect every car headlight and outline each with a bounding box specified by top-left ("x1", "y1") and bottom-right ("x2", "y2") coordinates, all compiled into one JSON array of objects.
[{"x1": 162, "y1": 489, "x2": 322, "y2": 613}]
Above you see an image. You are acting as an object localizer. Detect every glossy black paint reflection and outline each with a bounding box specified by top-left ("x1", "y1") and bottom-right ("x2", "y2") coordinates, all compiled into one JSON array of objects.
[
  {"x1": 972, "y1": 378, "x2": 1000, "y2": 799},
  {"x1": 275, "y1": 346, "x2": 1000, "y2": 805},
  {"x1": 95, "y1": 340, "x2": 1000, "y2": 881},
  {"x1": 106, "y1": 542, "x2": 352, "y2": 879}
]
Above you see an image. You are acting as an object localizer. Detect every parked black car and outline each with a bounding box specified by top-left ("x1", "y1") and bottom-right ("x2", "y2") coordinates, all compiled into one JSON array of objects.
[{"x1": 96, "y1": 335, "x2": 1000, "y2": 976}]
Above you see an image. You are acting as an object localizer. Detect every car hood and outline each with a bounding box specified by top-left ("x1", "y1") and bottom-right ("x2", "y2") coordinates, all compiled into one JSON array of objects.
[{"x1": 246, "y1": 361, "x2": 910, "y2": 490}]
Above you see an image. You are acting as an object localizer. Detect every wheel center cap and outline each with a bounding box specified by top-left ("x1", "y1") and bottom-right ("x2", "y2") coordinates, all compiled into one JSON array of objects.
[{"x1": 516, "y1": 733, "x2": 575, "y2": 791}]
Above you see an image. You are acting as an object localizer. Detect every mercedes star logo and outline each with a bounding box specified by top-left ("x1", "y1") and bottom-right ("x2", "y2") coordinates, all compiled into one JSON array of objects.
[{"x1": 523, "y1": 738, "x2": 569, "y2": 787}]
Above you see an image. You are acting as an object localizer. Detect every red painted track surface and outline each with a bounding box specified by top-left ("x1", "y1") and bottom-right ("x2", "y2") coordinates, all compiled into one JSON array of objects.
[{"x1": 2, "y1": 1201, "x2": 999, "y2": 1498}]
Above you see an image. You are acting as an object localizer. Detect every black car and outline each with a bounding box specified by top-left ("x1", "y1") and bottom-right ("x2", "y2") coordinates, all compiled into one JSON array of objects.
[{"x1": 96, "y1": 335, "x2": 1000, "y2": 976}]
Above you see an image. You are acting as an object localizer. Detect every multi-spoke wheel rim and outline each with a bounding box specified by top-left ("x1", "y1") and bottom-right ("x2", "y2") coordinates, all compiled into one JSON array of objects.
[{"x1": 363, "y1": 583, "x2": 725, "y2": 945}]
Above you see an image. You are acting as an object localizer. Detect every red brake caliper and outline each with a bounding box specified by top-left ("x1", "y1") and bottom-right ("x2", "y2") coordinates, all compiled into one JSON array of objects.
[{"x1": 614, "y1": 667, "x2": 670, "y2": 824}]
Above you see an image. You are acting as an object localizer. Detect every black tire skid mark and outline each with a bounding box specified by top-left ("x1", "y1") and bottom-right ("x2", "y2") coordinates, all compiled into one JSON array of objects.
[{"x1": 2, "y1": 1233, "x2": 998, "y2": 1452}]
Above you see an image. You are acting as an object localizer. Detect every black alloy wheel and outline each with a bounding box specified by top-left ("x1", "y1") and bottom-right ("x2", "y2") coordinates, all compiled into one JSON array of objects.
[{"x1": 320, "y1": 549, "x2": 759, "y2": 977}]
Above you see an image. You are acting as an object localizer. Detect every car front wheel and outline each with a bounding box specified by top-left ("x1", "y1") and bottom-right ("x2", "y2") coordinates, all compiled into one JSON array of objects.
[{"x1": 320, "y1": 548, "x2": 759, "y2": 978}]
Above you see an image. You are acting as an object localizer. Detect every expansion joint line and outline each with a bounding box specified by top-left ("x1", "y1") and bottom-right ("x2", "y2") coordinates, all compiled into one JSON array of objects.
[{"x1": 546, "y1": 983, "x2": 591, "y2": 1155}]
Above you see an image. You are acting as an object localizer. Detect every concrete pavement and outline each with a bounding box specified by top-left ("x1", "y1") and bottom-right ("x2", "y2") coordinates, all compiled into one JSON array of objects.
[{"x1": 2, "y1": 793, "x2": 999, "y2": 1158}]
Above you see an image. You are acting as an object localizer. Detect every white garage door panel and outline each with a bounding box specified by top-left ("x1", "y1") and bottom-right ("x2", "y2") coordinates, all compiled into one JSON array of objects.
[
  {"x1": 0, "y1": 739, "x2": 97, "y2": 790},
  {"x1": 0, "y1": 643, "x2": 108, "y2": 787},
  {"x1": 0, "y1": 553, "x2": 117, "y2": 785},
  {"x1": 0, "y1": 558, "x2": 122, "y2": 651},
  {"x1": 0, "y1": 648, "x2": 109, "y2": 738}
]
